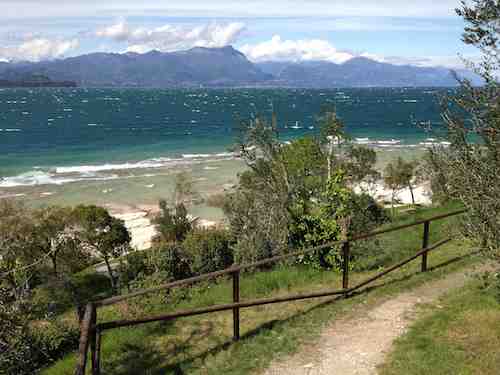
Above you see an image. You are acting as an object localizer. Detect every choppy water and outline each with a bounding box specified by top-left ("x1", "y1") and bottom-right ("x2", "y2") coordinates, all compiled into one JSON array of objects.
[{"x1": 0, "y1": 87, "x2": 452, "y2": 187}]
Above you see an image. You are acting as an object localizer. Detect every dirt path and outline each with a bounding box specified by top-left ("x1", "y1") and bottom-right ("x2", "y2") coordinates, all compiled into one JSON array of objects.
[{"x1": 263, "y1": 264, "x2": 489, "y2": 375}]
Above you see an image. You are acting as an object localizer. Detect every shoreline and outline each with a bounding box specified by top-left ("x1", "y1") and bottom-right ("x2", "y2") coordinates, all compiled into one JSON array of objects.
[{"x1": 0, "y1": 148, "x2": 433, "y2": 251}]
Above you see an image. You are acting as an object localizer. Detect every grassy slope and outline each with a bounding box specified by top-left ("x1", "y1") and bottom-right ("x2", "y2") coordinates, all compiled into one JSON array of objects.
[
  {"x1": 380, "y1": 275, "x2": 500, "y2": 375},
  {"x1": 43, "y1": 204, "x2": 478, "y2": 375}
]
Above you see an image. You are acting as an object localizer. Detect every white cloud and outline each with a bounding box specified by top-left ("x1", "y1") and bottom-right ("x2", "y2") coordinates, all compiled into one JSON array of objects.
[
  {"x1": 238, "y1": 36, "x2": 479, "y2": 69},
  {"x1": 0, "y1": 38, "x2": 79, "y2": 62},
  {"x1": 240, "y1": 35, "x2": 355, "y2": 63},
  {"x1": 96, "y1": 20, "x2": 246, "y2": 53}
]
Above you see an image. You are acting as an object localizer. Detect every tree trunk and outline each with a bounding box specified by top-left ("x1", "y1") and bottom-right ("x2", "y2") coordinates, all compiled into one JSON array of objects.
[
  {"x1": 391, "y1": 191, "x2": 396, "y2": 218},
  {"x1": 50, "y1": 255, "x2": 58, "y2": 277},
  {"x1": 103, "y1": 256, "x2": 116, "y2": 292},
  {"x1": 327, "y1": 142, "x2": 333, "y2": 180},
  {"x1": 408, "y1": 183, "x2": 415, "y2": 206}
]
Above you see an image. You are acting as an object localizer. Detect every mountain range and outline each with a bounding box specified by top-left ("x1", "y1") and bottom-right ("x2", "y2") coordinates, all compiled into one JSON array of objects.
[{"x1": 0, "y1": 46, "x2": 481, "y2": 88}]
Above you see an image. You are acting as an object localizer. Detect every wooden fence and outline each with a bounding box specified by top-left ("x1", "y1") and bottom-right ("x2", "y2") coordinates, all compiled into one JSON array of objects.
[{"x1": 74, "y1": 209, "x2": 466, "y2": 375}]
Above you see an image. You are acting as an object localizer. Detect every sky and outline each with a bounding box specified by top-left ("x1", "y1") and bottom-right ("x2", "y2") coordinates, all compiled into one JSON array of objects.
[{"x1": 0, "y1": 0, "x2": 481, "y2": 68}]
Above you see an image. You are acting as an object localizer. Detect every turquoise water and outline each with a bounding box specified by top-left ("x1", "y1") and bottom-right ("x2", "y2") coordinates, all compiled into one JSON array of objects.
[{"x1": 0, "y1": 87, "x2": 452, "y2": 186}]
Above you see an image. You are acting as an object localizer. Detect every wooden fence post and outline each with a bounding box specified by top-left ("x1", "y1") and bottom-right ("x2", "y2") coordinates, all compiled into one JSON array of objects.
[
  {"x1": 421, "y1": 221, "x2": 430, "y2": 272},
  {"x1": 74, "y1": 303, "x2": 95, "y2": 375},
  {"x1": 342, "y1": 241, "x2": 350, "y2": 292},
  {"x1": 232, "y1": 270, "x2": 240, "y2": 340}
]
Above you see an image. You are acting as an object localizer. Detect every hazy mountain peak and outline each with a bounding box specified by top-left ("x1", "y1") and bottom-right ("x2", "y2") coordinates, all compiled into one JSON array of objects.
[{"x1": 0, "y1": 46, "x2": 481, "y2": 88}]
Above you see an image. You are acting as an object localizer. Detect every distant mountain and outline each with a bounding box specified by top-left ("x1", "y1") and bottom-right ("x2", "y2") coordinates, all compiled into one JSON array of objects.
[
  {"x1": 257, "y1": 58, "x2": 482, "y2": 87},
  {"x1": 0, "y1": 46, "x2": 482, "y2": 88},
  {"x1": 0, "y1": 46, "x2": 271, "y2": 87}
]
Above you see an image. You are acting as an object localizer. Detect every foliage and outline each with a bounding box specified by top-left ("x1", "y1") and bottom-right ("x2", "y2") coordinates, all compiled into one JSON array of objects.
[
  {"x1": 117, "y1": 251, "x2": 149, "y2": 292},
  {"x1": 72, "y1": 205, "x2": 131, "y2": 291},
  {"x1": 384, "y1": 157, "x2": 418, "y2": 214},
  {"x1": 183, "y1": 228, "x2": 234, "y2": 274},
  {"x1": 153, "y1": 200, "x2": 192, "y2": 243},
  {"x1": 31, "y1": 206, "x2": 87, "y2": 277},
  {"x1": 318, "y1": 109, "x2": 348, "y2": 179},
  {"x1": 0, "y1": 200, "x2": 38, "y2": 301},
  {"x1": 0, "y1": 288, "x2": 79, "y2": 375},
  {"x1": 227, "y1": 111, "x2": 381, "y2": 267},
  {"x1": 291, "y1": 171, "x2": 349, "y2": 268},
  {"x1": 225, "y1": 117, "x2": 292, "y2": 263},
  {"x1": 153, "y1": 243, "x2": 193, "y2": 281},
  {"x1": 426, "y1": 0, "x2": 500, "y2": 258},
  {"x1": 344, "y1": 146, "x2": 380, "y2": 184},
  {"x1": 43, "y1": 208, "x2": 475, "y2": 375}
]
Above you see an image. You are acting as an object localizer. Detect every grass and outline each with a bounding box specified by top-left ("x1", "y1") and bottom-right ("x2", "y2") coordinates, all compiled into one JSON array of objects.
[
  {"x1": 42, "y1": 203, "x2": 478, "y2": 375},
  {"x1": 379, "y1": 272, "x2": 500, "y2": 375}
]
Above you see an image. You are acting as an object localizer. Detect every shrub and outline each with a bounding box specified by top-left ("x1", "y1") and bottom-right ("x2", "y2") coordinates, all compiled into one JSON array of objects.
[
  {"x1": 153, "y1": 200, "x2": 192, "y2": 243},
  {"x1": 0, "y1": 308, "x2": 79, "y2": 375},
  {"x1": 152, "y1": 243, "x2": 192, "y2": 281},
  {"x1": 117, "y1": 251, "x2": 149, "y2": 292},
  {"x1": 183, "y1": 229, "x2": 234, "y2": 274}
]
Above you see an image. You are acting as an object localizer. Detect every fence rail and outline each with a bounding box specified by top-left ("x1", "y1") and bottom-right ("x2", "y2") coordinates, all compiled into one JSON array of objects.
[{"x1": 75, "y1": 209, "x2": 466, "y2": 375}]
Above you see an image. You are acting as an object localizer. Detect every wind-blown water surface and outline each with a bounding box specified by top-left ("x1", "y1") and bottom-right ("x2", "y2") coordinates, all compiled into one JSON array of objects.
[{"x1": 0, "y1": 87, "x2": 452, "y2": 187}]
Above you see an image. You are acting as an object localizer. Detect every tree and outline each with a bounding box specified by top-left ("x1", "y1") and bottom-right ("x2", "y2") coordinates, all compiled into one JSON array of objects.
[
  {"x1": 0, "y1": 200, "x2": 38, "y2": 301},
  {"x1": 318, "y1": 109, "x2": 347, "y2": 180},
  {"x1": 228, "y1": 112, "x2": 382, "y2": 266},
  {"x1": 344, "y1": 146, "x2": 380, "y2": 185},
  {"x1": 31, "y1": 206, "x2": 81, "y2": 277},
  {"x1": 72, "y1": 205, "x2": 130, "y2": 292},
  {"x1": 384, "y1": 158, "x2": 418, "y2": 215},
  {"x1": 427, "y1": 0, "x2": 500, "y2": 257},
  {"x1": 153, "y1": 200, "x2": 192, "y2": 243}
]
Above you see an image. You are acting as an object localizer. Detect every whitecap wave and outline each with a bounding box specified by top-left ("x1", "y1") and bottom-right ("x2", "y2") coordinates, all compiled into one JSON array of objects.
[
  {"x1": 0, "y1": 171, "x2": 118, "y2": 187},
  {"x1": 1, "y1": 151, "x2": 238, "y2": 187},
  {"x1": 55, "y1": 159, "x2": 175, "y2": 174}
]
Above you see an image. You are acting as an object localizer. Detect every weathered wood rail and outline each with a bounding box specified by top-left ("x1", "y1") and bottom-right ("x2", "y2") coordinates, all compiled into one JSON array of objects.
[{"x1": 74, "y1": 209, "x2": 466, "y2": 375}]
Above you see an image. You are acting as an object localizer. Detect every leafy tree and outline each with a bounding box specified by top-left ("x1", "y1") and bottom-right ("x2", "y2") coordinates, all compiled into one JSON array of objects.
[
  {"x1": 318, "y1": 108, "x2": 378, "y2": 185},
  {"x1": 228, "y1": 112, "x2": 381, "y2": 266},
  {"x1": 427, "y1": 0, "x2": 500, "y2": 257},
  {"x1": 153, "y1": 200, "x2": 192, "y2": 243},
  {"x1": 31, "y1": 206, "x2": 83, "y2": 277},
  {"x1": 72, "y1": 205, "x2": 130, "y2": 292},
  {"x1": 0, "y1": 200, "x2": 38, "y2": 301},
  {"x1": 344, "y1": 146, "x2": 380, "y2": 184},
  {"x1": 384, "y1": 157, "x2": 418, "y2": 215},
  {"x1": 318, "y1": 109, "x2": 347, "y2": 179}
]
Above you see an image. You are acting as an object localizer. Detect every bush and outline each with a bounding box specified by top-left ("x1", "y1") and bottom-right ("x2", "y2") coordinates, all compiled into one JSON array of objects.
[
  {"x1": 350, "y1": 193, "x2": 388, "y2": 233},
  {"x1": 0, "y1": 313, "x2": 79, "y2": 375},
  {"x1": 152, "y1": 243, "x2": 192, "y2": 281},
  {"x1": 117, "y1": 251, "x2": 149, "y2": 292},
  {"x1": 183, "y1": 229, "x2": 234, "y2": 274}
]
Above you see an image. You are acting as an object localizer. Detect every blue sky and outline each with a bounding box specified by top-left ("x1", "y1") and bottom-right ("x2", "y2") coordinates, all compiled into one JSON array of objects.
[{"x1": 0, "y1": 0, "x2": 480, "y2": 67}]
